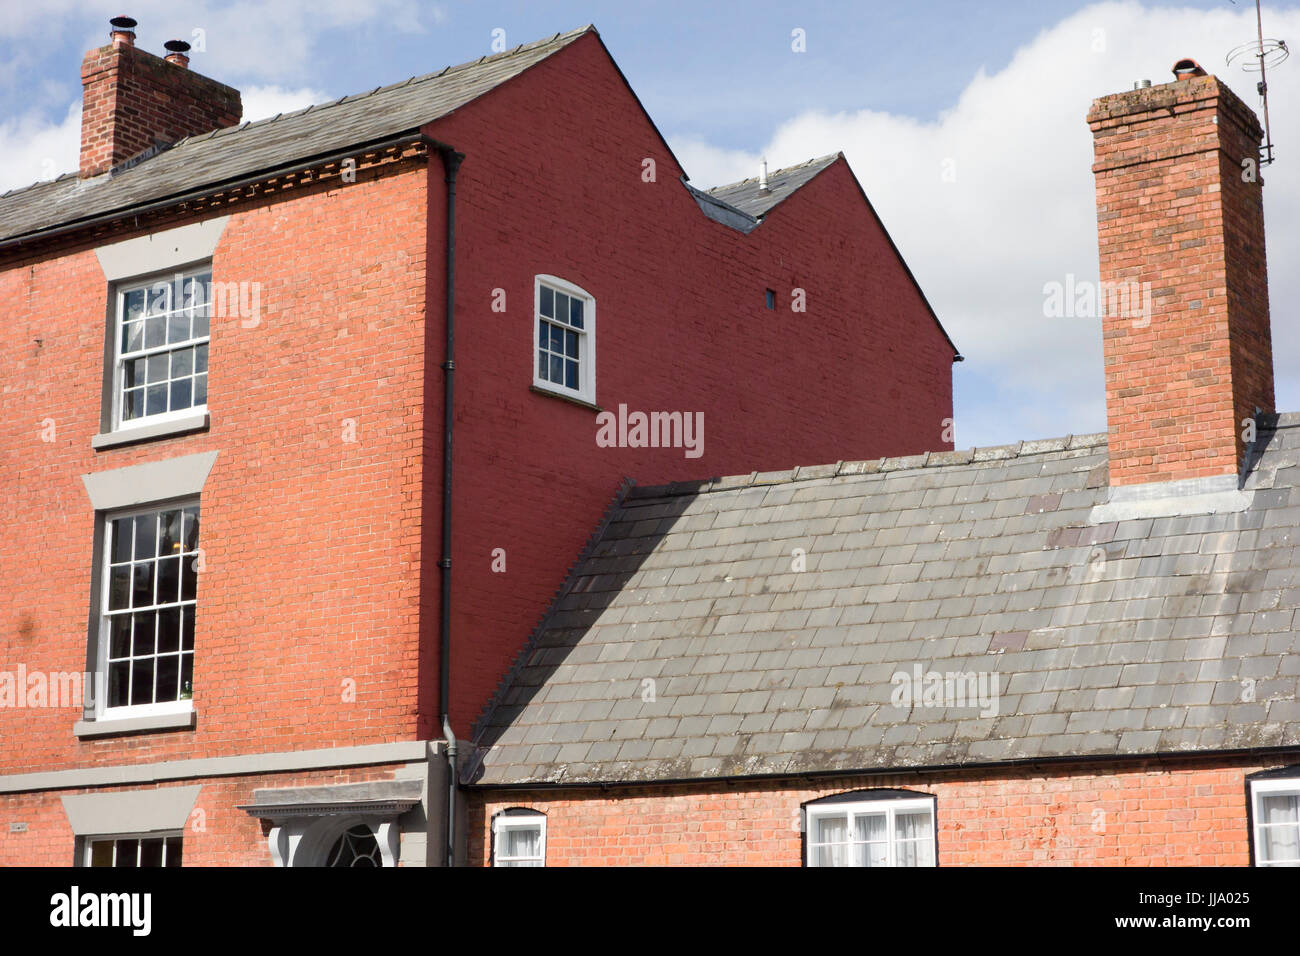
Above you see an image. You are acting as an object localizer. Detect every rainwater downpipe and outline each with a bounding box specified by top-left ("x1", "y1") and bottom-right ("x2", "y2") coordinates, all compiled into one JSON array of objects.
[{"x1": 434, "y1": 141, "x2": 464, "y2": 867}]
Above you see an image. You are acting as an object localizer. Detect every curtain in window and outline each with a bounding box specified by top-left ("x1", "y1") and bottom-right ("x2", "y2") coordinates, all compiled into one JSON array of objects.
[
  {"x1": 503, "y1": 826, "x2": 541, "y2": 865},
  {"x1": 854, "y1": 813, "x2": 888, "y2": 867},
  {"x1": 815, "y1": 815, "x2": 848, "y2": 867},
  {"x1": 1259, "y1": 793, "x2": 1300, "y2": 864},
  {"x1": 893, "y1": 810, "x2": 934, "y2": 867}
]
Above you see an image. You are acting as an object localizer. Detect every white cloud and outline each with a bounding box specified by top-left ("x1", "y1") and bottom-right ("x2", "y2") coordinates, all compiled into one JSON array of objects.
[
  {"x1": 0, "y1": 102, "x2": 80, "y2": 194},
  {"x1": 239, "y1": 85, "x2": 329, "y2": 123},
  {"x1": 674, "y1": 1, "x2": 1300, "y2": 447}
]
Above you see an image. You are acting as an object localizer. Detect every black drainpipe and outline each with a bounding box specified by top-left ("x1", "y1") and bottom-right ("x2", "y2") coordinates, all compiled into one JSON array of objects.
[{"x1": 433, "y1": 141, "x2": 464, "y2": 867}]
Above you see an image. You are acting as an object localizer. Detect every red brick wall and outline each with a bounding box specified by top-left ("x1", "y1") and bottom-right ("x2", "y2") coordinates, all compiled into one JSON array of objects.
[
  {"x1": 1088, "y1": 74, "x2": 1274, "y2": 487},
  {"x1": 0, "y1": 159, "x2": 430, "y2": 774},
  {"x1": 470, "y1": 757, "x2": 1283, "y2": 866},
  {"x1": 0, "y1": 763, "x2": 406, "y2": 867},
  {"x1": 80, "y1": 43, "x2": 241, "y2": 178},
  {"x1": 424, "y1": 32, "x2": 956, "y2": 734}
]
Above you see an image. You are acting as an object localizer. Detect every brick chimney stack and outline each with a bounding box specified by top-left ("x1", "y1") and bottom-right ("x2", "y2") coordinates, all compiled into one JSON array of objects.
[
  {"x1": 79, "y1": 16, "x2": 242, "y2": 178},
  {"x1": 1087, "y1": 60, "x2": 1274, "y2": 489}
]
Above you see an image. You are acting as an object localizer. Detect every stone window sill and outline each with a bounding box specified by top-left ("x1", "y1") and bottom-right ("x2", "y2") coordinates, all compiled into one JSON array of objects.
[
  {"x1": 74, "y1": 708, "x2": 196, "y2": 739},
  {"x1": 92, "y1": 412, "x2": 210, "y2": 451},
  {"x1": 529, "y1": 385, "x2": 601, "y2": 412}
]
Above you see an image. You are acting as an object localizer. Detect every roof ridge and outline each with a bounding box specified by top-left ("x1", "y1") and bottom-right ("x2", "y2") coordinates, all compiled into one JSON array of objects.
[{"x1": 623, "y1": 430, "x2": 1110, "y2": 501}]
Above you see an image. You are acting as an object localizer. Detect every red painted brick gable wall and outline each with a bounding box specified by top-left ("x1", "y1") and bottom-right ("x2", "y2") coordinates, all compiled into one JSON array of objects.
[{"x1": 423, "y1": 32, "x2": 956, "y2": 735}]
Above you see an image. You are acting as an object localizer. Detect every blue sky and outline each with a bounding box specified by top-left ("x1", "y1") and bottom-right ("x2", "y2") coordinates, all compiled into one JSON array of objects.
[{"x1": 3, "y1": 1, "x2": 1297, "y2": 449}]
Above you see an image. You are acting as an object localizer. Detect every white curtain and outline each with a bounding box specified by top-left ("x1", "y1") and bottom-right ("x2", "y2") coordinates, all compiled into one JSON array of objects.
[
  {"x1": 1259, "y1": 794, "x2": 1300, "y2": 865},
  {"x1": 502, "y1": 826, "x2": 541, "y2": 866},
  {"x1": 815, "y1": 815, "x2": 848, "y2": 867},
  {"x1": 855, "y1": 814, "x2": 888, "y2": 867},
  {"x1": 893, "y1": 810, "x2": 934, "y2": 867}
]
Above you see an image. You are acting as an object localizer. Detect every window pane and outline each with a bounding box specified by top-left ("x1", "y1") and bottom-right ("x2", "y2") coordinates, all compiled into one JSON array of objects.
[
  {"x1": 538, "y1": 350, "x2": 547, "y2": 380},
  {"x1": 195, "y1": 344, "x2": 208, "y2": 373},
  {"x1": 108, "y1": 566, "x2": 131, "y2": 610},
  {"x1": 183, "y1": 508, "x2": 200, "y2": 552},
  {"x1": 123, "y1": 288, "x2": 146, "y2": 322},
  {"x1": 109, "y1": 662, "x2": 130, "y2": 707},
  {"x1": 132, "y1": 611, "x2": 156, "y2": 655},
  {"x1": 172, "y1": 349, "x2": 194, "y2": 377},
  {"x1": 169, "y1": 379, "x2": 192, "y2": 412},
  {"x1": 1262, "y1": 794, "x2": 1300, "y2": 825},
  {"x1": 504, "y1": 826, "x2": 539, "y2": 858},
  {"x1": 146, "y1": 353, "x2": 168, "y2": 384},
  {"x1": 157, "y1": 607, "x2": 181, "y2": 653},
  {"x1": 193, "y1": 374, "x2": 208, "y2": 406},
  {"x1": 156, "y1": 654, "x2": 180, "y2": 704},
  {"x1": 549, "y1": 355, "x2": 563, "y2": 385},
  {"x1": 145, "y1": 314, "x2": 167, "y2": 349},
  {"x1": 181, "y1": 609, "x2": 195, "y2": 651},
  {"x1": 813, "y1": 815, "x2": 848, "y2": 867},
  {"x1": 894, "y1": 810, "x2": 934, "y2": 867},
  {"x1": 165, "y1": 836, "x2": 183, "y2": 868},
  {"x1": 156, "y1": 556, "x2": 180, "y2": 604},
  {"x1": 160, "y1": 511, "x2": 183, "y2": 554},
  {"x1": 123, "y1": 388, "x2": 144, "y2": 420},
  {"x1": 167, "y1": 311, "x2": 190, "y2": 345},
  {"x1": 124, "y1": 358, "x2": 146, "y2": 389},
  {"x1": 146, "y1": 283, "x2": 169, "y2": 316},
  {"x1": 139, "y1": 838, "x2": 165, "y2": 868},
  {"x1": 181, "y1": 558, "x2": 198, "y2": 602},
  {"x1": 133, "y1": 515, "x2": 157, "y2": 560},
  {"x1": 122, "y1": 320, "x2": 144, "y2": 354},
  {"x1": 130, "y1": 564, "x2": 154, "y2": 608},
  {"x1": 130, "y1": 658, "x2": 154, "y2": 706},
  {"x1": 115, "y1": 839, "x2": 140, "y2": 868},
  {"x1": 146, "y1": 384, "x2": 167, "y2": 416},
  {"x1": 565, "y1": 329, "x2": 578, "y2": 359},
  {"x1": 569, "y1": 297, "x2": 584, "y2": 329},
  {"x1": 89, "y1": 840, "x2": 114, "y2": 867},
  {"x1": 565, "y1": 359, "x2": 578, "y2": 391},
  {"x1": 540, "y1": 285, "x2": 554, "y2": 318},
  {"x1": 109, "y1": 615, "x2": 132, "y2": 658},
  {"x1": 180, "y1": 653, "x2": 194, "y2": 696},
  {"x1": 554, "y1": 292, "x2": 569, "y2": 324}
]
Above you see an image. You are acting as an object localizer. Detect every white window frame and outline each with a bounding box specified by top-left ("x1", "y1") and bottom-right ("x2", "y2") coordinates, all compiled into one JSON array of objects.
[
  {"x1": 532, "y1": 275, "x2": 595, "y2": 405},
  {"x1": 96, "y1": 500, "x2": 200, "y2": 721},
  {"x1": 1250, "y1": 776, "x2": 1300, "y2": 867},
  {"x1": 111, "y1": 265, "x2": 211, "y2": 433},
  {"x1": 83, "y1": 830, "x2": 184, "y2": 867},
  {"x1": 804, "y1": 795, "x2": 936, "y2": 867},
  {"x1": 492, "y1": 811, "x2": 546, "y2": 867}
]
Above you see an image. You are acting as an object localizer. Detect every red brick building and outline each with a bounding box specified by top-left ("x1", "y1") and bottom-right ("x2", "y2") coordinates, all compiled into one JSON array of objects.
[
  {"x1": 0, "y1": 19, "x2": 956, "y2": 866},
  {"x1": 461, "y1": 60, "x2": 1300, "y2": 867}
]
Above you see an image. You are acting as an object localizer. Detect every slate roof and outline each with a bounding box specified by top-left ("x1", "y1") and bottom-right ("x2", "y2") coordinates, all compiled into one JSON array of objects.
[
  {"x1": 0, "y1": 26, "x2": 594, "y2": 244},
  {"x1": 702, "y1": 153, "x2": 841, "y2": 219},
  {"x1": 467, "y1": 414, "x2": 1300, "y2": 787}
]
